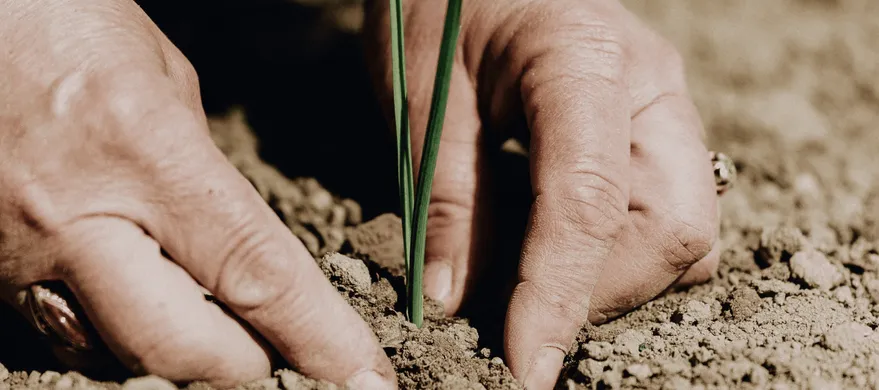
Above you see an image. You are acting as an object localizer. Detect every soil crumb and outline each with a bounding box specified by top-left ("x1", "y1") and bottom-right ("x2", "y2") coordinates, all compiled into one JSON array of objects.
[{"x1": 4, "y1": 0, "x2": 879, "y2": 389}]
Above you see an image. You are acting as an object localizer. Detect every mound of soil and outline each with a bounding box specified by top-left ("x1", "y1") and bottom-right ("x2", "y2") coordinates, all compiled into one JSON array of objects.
[{"x1": 3, "y1": 0, "x2": 879, "y2": 389}]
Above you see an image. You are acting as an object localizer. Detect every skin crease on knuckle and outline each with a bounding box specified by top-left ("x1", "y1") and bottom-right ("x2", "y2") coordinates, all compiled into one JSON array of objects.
[
  {"x1": 0, "y1": 74, "x2": 183, "y2": 287},
  {"x1": 209, "y1": 222, "x2": 297, "y2": 314},
  {"x1": 657, "y1": 214, "x2": 716, "y2": 272},
  {"x1": 555, "y1": 183, "x2": 627, "y2": 249}
]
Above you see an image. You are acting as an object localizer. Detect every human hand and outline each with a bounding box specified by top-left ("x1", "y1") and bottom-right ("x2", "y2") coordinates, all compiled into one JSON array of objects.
[
  {"x1": 366, "y1": 0, "x2": 718, "y2": 388},
  {"x1": 0, "y1": 1, "x2": 394, "y2": 388}
]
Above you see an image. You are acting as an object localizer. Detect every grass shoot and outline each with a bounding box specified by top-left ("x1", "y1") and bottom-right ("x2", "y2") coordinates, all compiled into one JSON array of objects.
[{"x1": 390, "y1": 0, "x2": 464, "y2": 327}]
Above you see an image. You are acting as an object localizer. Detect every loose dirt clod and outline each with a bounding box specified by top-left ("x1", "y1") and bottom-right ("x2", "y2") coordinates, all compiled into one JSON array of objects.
[
  {"x1": 728, "y1": 287, "x2": 762, "y2": 321},
  {"x1": 821, "y1": 322, "x2": 877, "y2": 352},
  {"x1": 757, "y1": 226, "x2": 809, "y2": 265},
  {"x1": 789, "y1": 250, "x2": 843, "y2": 290},
  {"x1": 4, "y1": 1, "x2": 879, "y2": 389},
  {"x1": 121, "y1": 376, "x2": 177, "y2": 390}
]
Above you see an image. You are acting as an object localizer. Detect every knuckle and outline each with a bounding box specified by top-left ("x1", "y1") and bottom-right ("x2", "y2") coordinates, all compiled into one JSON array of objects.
[
  {"x1": 544, "y1": 171, "x2": 627, "y2": 245},
  {"x1": 112, "y1": 103, "x2": 207, "y2": 174},
  {"x1": 658, "y1": 42, "x2": 687, "y2": 89},
  {"x1": 68, "y1": 69, "x2": 204, "y2": 168},
  {"x1": 658, "y1": 214, "x2": 715, "y2": 270},
  {"x1": 211, "y1": 221, "x2": 296, "y2": 312},
  {"x1": 518, "y1": 15, "x2": 628, "y2": 99},
  {"x1": 521, "y1": 279, "x2": 586, "y2": 325},
  {"x1": 170, "y1": 54, "x2": 200, "y2": 87},
  {"x1": 165, "y1": 53, "x2": 202, "y2": 105},
  {"x1": 96, "y1": 68, "x2": 197, "y2": 128},
  {"x1": 654, "y1": 37, "x2": 685, "y2": 73},
  {"x1": 427, "y1": 197, "x2": 473, "y2": 231}
]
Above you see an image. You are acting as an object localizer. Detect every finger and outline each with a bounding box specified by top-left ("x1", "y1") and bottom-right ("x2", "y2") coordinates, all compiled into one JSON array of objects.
[
  {"x1": 140, "y1": 118, "x2": 395, "y2": 388},
  {"x1": 406, "y1": 62, "x2": 485, "y2": 314},
  {"x1": 588, "y1": 95, "x2": 717, "y2": 323},
  {"x1": 675, "y1": 196, "x2": 723, "y2": 287},
  {"x1": 56, "y1": 217, "x2": 271, "y2": 387},
  {"x1": 504, "y1": 21, "x2": 632, "y2": 390},
  {"x1": 675, "y1": 244, "x2": 721, "y2": 286}
]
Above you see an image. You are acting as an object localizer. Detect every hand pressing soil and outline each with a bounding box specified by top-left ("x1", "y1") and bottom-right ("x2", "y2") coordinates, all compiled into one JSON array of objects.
[{"x1": 5, "y1": 0, "x2": 879, "y2": 389}]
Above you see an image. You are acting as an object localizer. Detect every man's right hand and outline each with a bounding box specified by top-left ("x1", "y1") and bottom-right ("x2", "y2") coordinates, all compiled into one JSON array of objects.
[{"x1": 0, "y1": 1, "x2": 395, "y2": 388}]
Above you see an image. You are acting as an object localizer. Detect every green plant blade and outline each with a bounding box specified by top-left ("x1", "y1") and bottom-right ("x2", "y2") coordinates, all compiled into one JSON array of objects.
[
  {"x1": 389, "y1": 0, "x2": 414, "y2": 279},
  {"x1": 409, "y1": 0, "x2": 464, "y2": 328}
]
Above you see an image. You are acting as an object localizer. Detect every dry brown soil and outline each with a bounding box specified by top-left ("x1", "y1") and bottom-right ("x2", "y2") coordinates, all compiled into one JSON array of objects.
[{"x1": 3, "y1": 0, "x2": 879, "y2": 389}]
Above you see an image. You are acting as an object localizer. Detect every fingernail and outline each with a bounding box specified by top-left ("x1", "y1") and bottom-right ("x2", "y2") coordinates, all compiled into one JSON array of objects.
[
  {"x1": 523, "y1": 346, "x2": 566, "y2": 390},
  {"x1": 423, "y1": 261, "x2": 453, "y2": 303},
  {"x1": 347, "y1": 370, "x2": 395, "y2": 390}
]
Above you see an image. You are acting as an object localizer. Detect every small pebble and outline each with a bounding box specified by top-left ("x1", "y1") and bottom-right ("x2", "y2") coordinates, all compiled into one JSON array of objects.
[
  {"x1": 324, "y1": 227, "x2": 346, "y2": 248},
  {"x1": 39, "y1": 371, "x2": 60, "y2": 385},
  {"x1": 300, "y1": 178, "x2": 322, "y2": 194},
  {"x1": 307, "y1": 189, "x2": 334, "y2": 213},
  {"x1": 808, "y1": 376, "x2": 843, "y2": 390},
  {"x1": 121, "y1": 376, "x2": 177, "y2": 390},
  {"x1": 329, "y1": 204, "x2": 347, "y2": 226},
  {"x1": 614, "y1": 329, "x2": 649, "y2": 357},
  {"x1": 790, "y1": 250, "x2": 843, "y2": 290},
  {"x1": 600, "y1": 369, "x2": 623, "y2": 389},
  {"x1": 865, "y1": 278, "x2": 879, "y2": 302},
  {"x1": 578, "y1": 359, "x2": 604, "y2": 378},
  {"x1": 341, "y1": 199, "x2": 363, "y2": 225},
  {"x1": 249, "y1": 378, "x2": 279, "y2": 390},
  {"x1": 834, "y1": 286, "x2": 855, "y2": 305},
  {"x1": 274, "y1": 181, "x2": 304, "y2": 205},
  {"x1": 626, "y1": 364, "x2": 652, "y2": 381},
  {"x1": 759, "y1": 226, "x2": 808, "y2": 264},
  {"x1": 584, "y1": 341, "x2": 613, "y2": 361},
  {"x1": 54, "y1": 375, "x2": 74, "y2": 390},
  {"x1": 445, "y1": 323, "x2": 479, "y2": 351},
  {"x1": 320, "y1": 253, "x2": 372, "y2": 294},
  {"x1": 278, "y1": 369, "x2": 339, "y2": 390},
  {"x1": 26, "y1": 371, "x2": 40, "y2": 386},
  {"x1": 823, "y1": 322, "x2": 875, "y2": 351},
  {"x1": 750, "y1": 365, "x2": 771, "y2": 386},
  {"x1": 438, "y1": 374, "x2": 483, "y2": 390},
  {"x1": 672, "y1": 300, "x2": 712, "y2": 324},
  {"x1": 663, "y1": 376, "x2": 690, "y2": 390},
  {"x1": 660, "y1": 361, "x2": 688, "y2": 375}
]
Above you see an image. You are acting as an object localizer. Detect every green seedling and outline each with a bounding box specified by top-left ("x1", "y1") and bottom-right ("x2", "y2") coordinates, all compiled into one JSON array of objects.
[{"x1": 390, "y1": 0, "x2": 463, "y2": 327}]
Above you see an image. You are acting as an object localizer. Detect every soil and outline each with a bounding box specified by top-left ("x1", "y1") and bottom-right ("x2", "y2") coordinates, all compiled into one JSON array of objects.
[{"x1": 3, "y1": 0, "x2": 879, "y2": 389}]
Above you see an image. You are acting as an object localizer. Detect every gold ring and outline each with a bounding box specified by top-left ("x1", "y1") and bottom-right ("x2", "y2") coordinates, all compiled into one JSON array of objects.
[
  {"x1": 25, "y1": 282, "x2": 218, "y2": 356},
  {"x1": 25, "y1": 283, "x2": 95, "y2": 352}
]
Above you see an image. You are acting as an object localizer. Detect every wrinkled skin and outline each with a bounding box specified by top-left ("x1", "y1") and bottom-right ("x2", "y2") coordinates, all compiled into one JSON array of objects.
[
  {"x1": 0, "y1": 0, "x2": 717, "y2": 389},
  {"x1": 0, "y1": 1, "x2": 393, "y2": 389},
  {"x1": 366, "y1": 0, "x2": 718, "y2": 388}
]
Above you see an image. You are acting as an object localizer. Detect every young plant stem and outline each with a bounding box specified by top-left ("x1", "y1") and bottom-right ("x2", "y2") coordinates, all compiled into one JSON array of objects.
[
  {"x1": 408, "y1": 0, "x2": 464, "y2": 327},
  {"x1": 389, "y1": 0, "x2": 414, "y2": 283}
]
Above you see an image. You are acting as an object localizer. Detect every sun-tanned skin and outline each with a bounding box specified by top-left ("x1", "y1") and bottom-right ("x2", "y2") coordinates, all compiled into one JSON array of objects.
[{"x1": 0, "y1": 1, "x2": 717, "y2": 389}]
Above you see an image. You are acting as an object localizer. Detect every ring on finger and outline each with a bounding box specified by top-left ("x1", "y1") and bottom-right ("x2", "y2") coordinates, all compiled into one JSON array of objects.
[
  {"x1": 25, "y1": 282, "x2": 217, "y2": 356},
  {"x1": 26, "y1": 283, "x2": 95, "y2": 352},
  {"x1": 710, "y1": 151, "x2": 736, "y2": 195}
]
